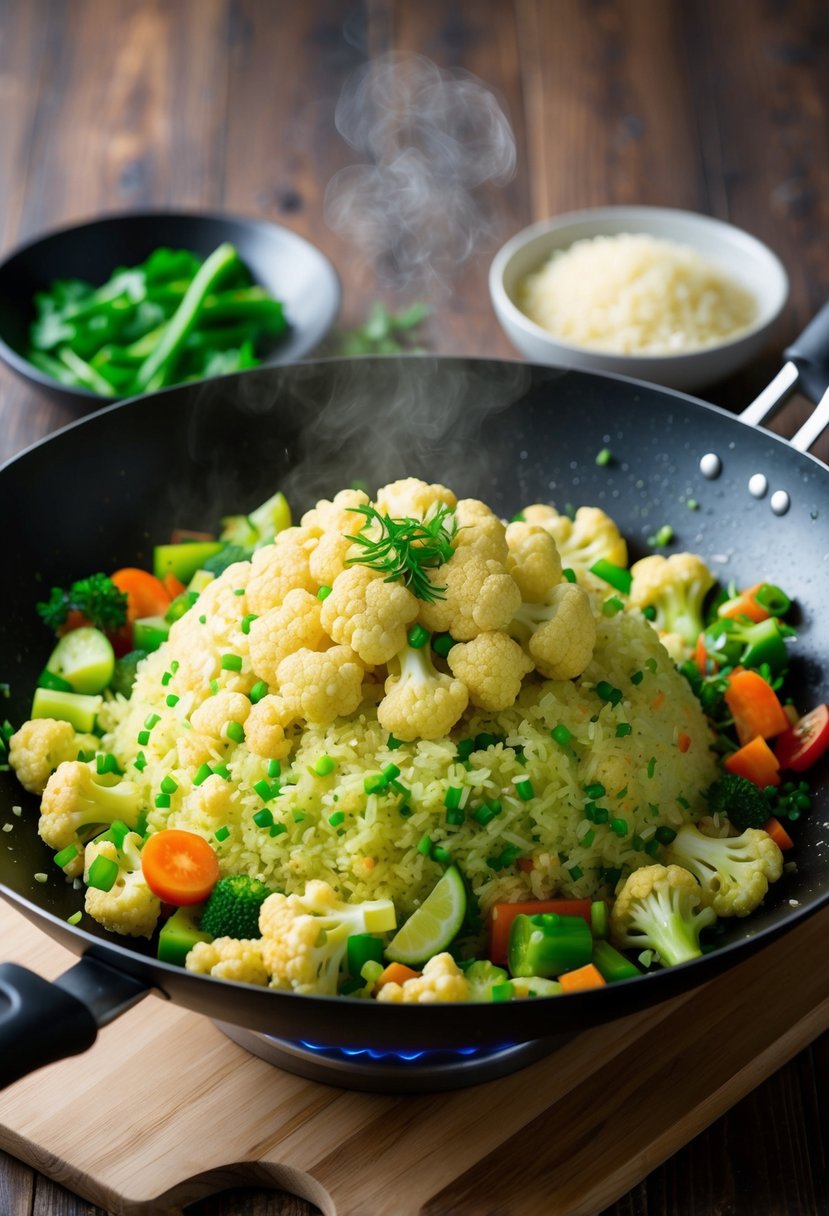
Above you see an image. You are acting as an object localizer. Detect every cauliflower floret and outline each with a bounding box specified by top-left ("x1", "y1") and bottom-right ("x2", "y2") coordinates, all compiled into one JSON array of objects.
[
  {"x1": 245, "y1": 527, "x2": 319, "y2": 614},
  {"x1": 320, "y1": 564, "x2": 419, "y2": 665},
  {"x1": 376, "y1": 953, "x2": 470, "y2": 1003},
  {"x1": 610, "y1": 863, "x2": 716, "y2": 966},
  {"x1": 628, "y1": 553, "x2": 716, "y2": 649},
  {"x1": 309, "y1": 530, "x2": 356, "y2": 586},
  {"x1": 418, "y1": 548, "x2": 522, "y2": 640},
  {"x1": 524, "y1": 505, "x2": 627, "y2": 570},
  {"x1": 505, "y1": 521, "x2": 563, "y2": 602},
  {"x1": 509, "y1": 583, "x2": 597, "y2": 679},
  {"x1": 447, "y1": 632, "x2": 533, "y2": 711},
  {"x1": 301, "y1": 487, "x2": 370, "y2": 534},
  {"x1": 666, "y1": 824, "x2": 783, "y2": 917},
  {"x1": 248, "y1": 589, "x2": 328, "y2": 684},
  {"x1": 176, "y1": 731, "x2": 221, "y2": 770},
  {"x1": 187, "y1": 772, "x2": 239, "y2": 825},
  {"x1": 9, "y1": 718, "x2": 99, "y2": 795},
  {"x1": 39, "y1": 761, "x2": 144, "y2": 851},
  {"x1": 185, "y1": 937, "x2": 269, "y2": 985},
  {"x1": 83, "y1": 832, "x2": 161, "y2": 939},
  {"x1": 276, "y1": 646, "x2": 365, "y2": 726},
  {"x1": 374, "y1": 478, "x2": 457, "y2": 519},
  {"x1": 190, "y1": 690, "x2": 252, "y2": 740},
  {"x1": 258, "y1": 879, "x2": 396, "y2": 996},
  {"x1": 244, "y1": 694, "x2": 294, "y2": 759},
  {"x1": 378, "y1": 642, "x2": 469, "y2": 741},
  {"x1": 452, "y1": 498, "x2": 509, "y2": 563}
]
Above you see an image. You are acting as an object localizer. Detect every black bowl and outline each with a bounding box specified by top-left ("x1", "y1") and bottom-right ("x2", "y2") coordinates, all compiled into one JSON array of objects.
[{"x1": 0, "y1": 210, "x2": 341, "y2": 408}]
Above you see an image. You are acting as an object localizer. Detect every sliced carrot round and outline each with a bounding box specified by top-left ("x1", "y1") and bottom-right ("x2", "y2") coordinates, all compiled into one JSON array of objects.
[
  {"x1": 111, "y1": 567, "x2": 172, "y2": 622},
  {"x1": 141, "y1": 829, "x2": 220, "y2": 906}
]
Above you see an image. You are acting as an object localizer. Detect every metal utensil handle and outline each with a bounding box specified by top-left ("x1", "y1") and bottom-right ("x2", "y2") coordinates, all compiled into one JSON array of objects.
[
  {"x1": 741, "y1": 302, "x2": 829, "y2": 451},
  {"x1": 783, "y1": 300, "x2": 829, "y2": 406},
  {"x1": 0, "y1": 956, "x2": 149, "y2": 1088}
]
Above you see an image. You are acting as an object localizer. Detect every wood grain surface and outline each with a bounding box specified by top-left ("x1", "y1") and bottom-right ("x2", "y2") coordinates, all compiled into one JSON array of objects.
[{"x1": 1, "y1": 1, "x2": 828, "y2": 1213}]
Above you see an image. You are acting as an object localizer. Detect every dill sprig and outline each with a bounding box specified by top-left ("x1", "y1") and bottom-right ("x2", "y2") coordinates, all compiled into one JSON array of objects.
[{"x1": 345, "y1": 503, "x2": 457, "y2": 603}]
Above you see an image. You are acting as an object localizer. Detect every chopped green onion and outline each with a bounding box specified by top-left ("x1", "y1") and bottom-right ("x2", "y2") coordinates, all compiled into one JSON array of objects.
[
  {"x1": 364, "y1": 773, "x2": 387, "y2": 795},
  {"x1": 209, "y1": 678, "x2": 220, "y2": 695},
  {"x1": 642, "y1": 605, "x2": 657, "y2": 621},
  {"x1": 193, "y1": 762, "x2": 212, "y2": 786},
  {"x1": 165, "y1": 693, "x2": 180, "y2": 707},
  {"x1": 292, "y1": 810, "x2": 306, "y2": 823},
  {"x1": 647, "y1": 757, "x2": 657, "y2": 778},
  {"x1": 316, "y1": 585, "x2": 333, "y2": 601},
  {"x1": 417, "y1": 833, "x2": 433, "y2": 856},
  {"x1": 655, "y1": 825, "x2": 677, "y2": 845},
  {"x1": 214, "y1": 825, "x2": 230, "y2": 842},
  {"x1": 602, "y1": 595, "x2": 625, "y2": 617},
  {"x1": 585, "y1": 782, "x2": 606, "y2": 799},
  {"x1": 389, "y1": 778, "x2": 409, "y2": 798},
  {"x1": 226, "y1": 720, "x2": 245, "y2": 744},
  {"x1": 610, "y1": 817, "x2": 628, "y2": 836},
  {"x1": 95, "y1": 753, "x2": 122, "y2": 776},
  {"x1": 270, "y1": 823, "x2": 288, "y2": 837},
  {"x1": 456, "y1": 738, "x2": 475, "y2": 761},
  {"x1": 134, "y1": 751, "x2": 147, "y2": 772},
  {"x1": 615, "y1": 723, "x2": 632, "y2": 737},
  {"x1": 87, "y1": 854, "x2": 120, "y2": 892},
  {"x1": 491, "y1": 980, "x2": 515, "y2": 1002},
  {"x1": 514, "y1": 776, "x2": 534, "y2": 801},
  {"x1": 431, "y1": 632, "x2": 454, "y2": 658},
  {"x1": 562, "y1": 567, "x2": 576, "y2": 583},
  {"x1": 382, "y1": 762, "x2": 400, "y2": 782},
  {"x1": 551, "y1": 724, "x2": 573, "y2": 746},
  {"x1": 595, "y1": 447, "x2": 612, "y2": 466},
  {"x1": 387, "y1": 733, "x2": 404, "y2": 750},
  {"x1": 67, "y1": 910, "x2": 83, "y2": 926},
  {"x1": 432, "y1": 845, "x2": 452, "y2": 864},
  {"x1": 155, "y1": 793, "x2": 171, "y2": 809},
  {"x1": 596, "y1": 681, "x2": 623, "y2": 706},
  {"x1": 589, "y1": 559, "x2": 632, "y2": 594},
  {"x1": 407, "y1": 623, "x2": 430, "y2": 649},
  {"x1": 253, "y1": 778, "x2": 273, "y2": 801},
  {"x1": 267, "y1": 760, "x2": 282, "y2": 778},
  {"x1": 754, "y1": 583, "x2": 791, "y2": 616},
  {"x1": 221, "y1": 653, "x2": 242, "y2": 672},
  {"x1": 253, "y1": 808, "x2": 274, "y2": 828},
  {"x1": 249, "y1": 680, "x2": 268, "y2": 704},
  {"x1": 645, "y1": 658, "x2": 658, "y2": 673},
  {"x1": 241, "y1": 613, "x2": 258, "y2": 635},
  {"x1": 328, "y1": 811, "x2": 346, "y2": 827},
  {"x1": 54, "y1": 843, "x2": 80, "y2": 869},
  {"x1": 160, "y1": 775, "x2": 178, "y2": 794},
  {"x1": 444, "y1": 786, "x2": 463, "y2": 810},
  {"x1": 630, "y1": 670, "x2": 644, "y2": 685},
  {"x1": 568, "y1": 864, "x2": 584, "y2": 880},
  {"x1": 648, "y1": 524, "x2": 674, "y2": 547},
  {"x1": 314, "y1": 754, "x2": 336, "y2": 776},
  {"x1": 137, "y1": 730, "x2": 150, "y2": 746},
  {"x1": 445, "y1": 807, "x2": 465, "y2": 826}
]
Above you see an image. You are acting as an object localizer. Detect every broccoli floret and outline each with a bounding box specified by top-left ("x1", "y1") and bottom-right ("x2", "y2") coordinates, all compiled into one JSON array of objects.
[
  {"x1": 666, "y1": 824, "x2": 783, "y2": 917},
  {"x1": 463, "y1": 958, "x2": 509, "y2": 1000},
  {"x1": 111, "y1": 649, "x2": 149, "y2": 699},
  {"x1": 610, "y1": 863, "x2": 716, "y2": 967},
  {"x1": 708, "y1": 773, "x2": 769, "y2": 831},
  {"x1": 200, "y1": 874, "x2": 274, "y2": 939},
  {"x1": 37, "y1": 572, "x2": 128, "y2": 634}
]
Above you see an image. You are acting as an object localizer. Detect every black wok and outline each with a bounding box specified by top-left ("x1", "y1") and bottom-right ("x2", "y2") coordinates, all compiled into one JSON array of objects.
[{"x1": 2, "y1": 337, "x2": 829, "y2": 1088}]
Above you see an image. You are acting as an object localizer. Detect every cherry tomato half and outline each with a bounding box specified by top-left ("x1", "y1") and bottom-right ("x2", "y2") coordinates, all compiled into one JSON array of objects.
[{"x1": 774, "y1": 704, "x2": 829, "y2": 773}]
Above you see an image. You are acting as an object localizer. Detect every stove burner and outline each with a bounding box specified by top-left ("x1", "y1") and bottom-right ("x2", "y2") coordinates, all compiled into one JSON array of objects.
[{"x1": 216, "y1": 1023, "x2": 570, "y2": 1092}]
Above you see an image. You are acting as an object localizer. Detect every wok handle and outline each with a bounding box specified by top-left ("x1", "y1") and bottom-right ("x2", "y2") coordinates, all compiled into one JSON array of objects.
[
  {"x1": 0, "y1": 956, "x2": 150, "y2": 1088},
  {"x1": 783, "y1": 300, "x2": 829, "y2": 405}
]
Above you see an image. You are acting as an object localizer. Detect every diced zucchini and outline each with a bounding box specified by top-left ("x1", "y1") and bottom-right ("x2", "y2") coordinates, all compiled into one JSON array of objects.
[
  {"x1": 132, "y1": 615, "x2": 170, "y2": 652},
  {"x1": 248, "y1": 490, "x2": 291, "y2": 543},
  {"x1": 45, "y1": 627, "x2": 115, "y2": 694},
  {"x1": 32, "y1": 687, "x2": 103, "y2": 732},
  {"x1": 157, "y1": 904, "x2": 213, "y2": 967},
  {"x1": 187, "y1": 569, "x2": 215, "y2": 593},
  {"x1": 153, "y1": 541, "x2": 225, "y2": 584}
]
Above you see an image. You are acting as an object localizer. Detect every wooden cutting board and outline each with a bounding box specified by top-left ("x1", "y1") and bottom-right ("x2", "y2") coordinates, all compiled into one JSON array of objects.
[{"x1": 1, "y1": 899, "x2": 828, "y2": 1216}]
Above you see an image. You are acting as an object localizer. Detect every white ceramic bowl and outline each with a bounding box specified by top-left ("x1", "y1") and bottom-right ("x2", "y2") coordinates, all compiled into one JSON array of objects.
[{"x1": 489, "y1": 206, "x2": 789, "y2": 392}]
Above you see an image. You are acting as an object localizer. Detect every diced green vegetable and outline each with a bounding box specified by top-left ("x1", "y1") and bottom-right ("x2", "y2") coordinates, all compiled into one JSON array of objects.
[
  {"x1": 592, "y1": 939, "x2": 641, "y2": 982},
  {"x1": 508, "y1": 912, "x2": 593, "y2": 978},
  {"x1": 153, "y1": 541, "x2": 225, "y2": 583},
  {"x1": 132, "y1": 615, "x2": 170, "y2": 652},
  {"x1": 157, "y1": 904, "x2": 213, "y2": 966},
  {"x1": 45, "y1": 626, "x2": 115, "y2": 694},
  {"x1": 31, "y1": 687, "x2": 102, "y2": 732}
]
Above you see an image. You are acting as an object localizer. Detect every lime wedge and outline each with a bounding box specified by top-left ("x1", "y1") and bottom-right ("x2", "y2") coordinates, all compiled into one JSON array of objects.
[{"x1": 384, "y1": 865, "x2": 467, "y2": 966}]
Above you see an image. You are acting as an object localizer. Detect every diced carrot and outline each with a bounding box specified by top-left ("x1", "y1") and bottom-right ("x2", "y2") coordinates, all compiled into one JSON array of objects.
[
  {"x1": 162, "y1": 571, "x2": 187, "y2": 599},
  {"x1": 724, "y1": 669, "x2": 790, "y2": 746},
  {"x1": 678, "y1": 731, "x2": 692, "y2": 753},
  {"x1": 57, "y1": 609, "x2": 92, "y2": 635},
  {"x1": 488, "y1": 898, "x2": 592, "y2": 965},
  {"x1": 693, "y1": 634, "x2": 710, "y2": 675},
  {"x1": 111, "y1": 567, "x2": 172, "y2": 621},
  {"x1": 558, "y1": 963, "x2": 607, "y2": 993},
  {"x1": 724, "y1": 735, "x2": 781, "y2": 788},
  {"x1": 517, "y1": 857, "x2": 535, "y2": 873},
  {"x1": 763, "y1": 816, "x2": 794, "y2": 851},
  {"x1": 718, "y1": 583, "x2": 770, "y2": 623},
  {"x1": 651, "y1": 691, "x2": 666, "y2": 711},
  {"x1": 377, "y1": 962, "x2": 421, "y2": 989}
]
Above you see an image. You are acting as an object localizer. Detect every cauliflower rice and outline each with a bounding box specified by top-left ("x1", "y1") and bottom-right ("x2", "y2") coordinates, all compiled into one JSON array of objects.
[
  {"x1": 100, "y1": 582, "x2": 718, "y2": 927},
  {"x1": 518, "y1": 232, "x2": 758, "y2": 355}
]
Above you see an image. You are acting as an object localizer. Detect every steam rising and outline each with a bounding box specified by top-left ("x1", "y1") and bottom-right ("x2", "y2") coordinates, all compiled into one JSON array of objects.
[{"x1": 325, "y1": 53, "x2": 517, "y2": 287}]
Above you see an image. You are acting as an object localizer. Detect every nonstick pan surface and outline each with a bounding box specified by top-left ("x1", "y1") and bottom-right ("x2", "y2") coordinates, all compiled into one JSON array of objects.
[{"x1": 1, "y1": 355, "x2": 828, "y2": 1066}]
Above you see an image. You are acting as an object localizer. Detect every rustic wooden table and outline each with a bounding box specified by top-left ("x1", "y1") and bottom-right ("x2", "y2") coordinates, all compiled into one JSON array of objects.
[{"x1": 1, "y1": 1, "x2": 828, "y2": 1213}]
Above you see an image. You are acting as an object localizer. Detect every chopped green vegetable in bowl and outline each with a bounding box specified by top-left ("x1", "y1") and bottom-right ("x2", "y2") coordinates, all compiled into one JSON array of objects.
[{"x1": 26, "y1": 243, "x2": 287, "y2": 397}]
